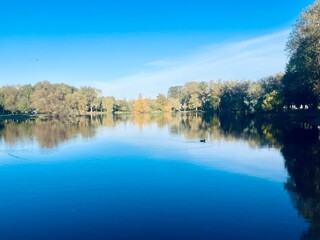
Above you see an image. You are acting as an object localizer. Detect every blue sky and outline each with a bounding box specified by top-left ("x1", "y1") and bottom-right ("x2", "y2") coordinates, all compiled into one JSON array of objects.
[{"x1": 0, "y1": 0, "x2": 315, "y2": 98}]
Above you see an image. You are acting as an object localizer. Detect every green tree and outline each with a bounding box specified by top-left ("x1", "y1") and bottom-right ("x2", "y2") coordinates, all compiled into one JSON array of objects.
[
  {"x1": 284, "y1": 0, "x2": 320, "y2": 109},
  {"x1": 17, "y1": 84, "x2": 33, "y2": 113},
  {"x1": 205, "y1": 80, "x2": 222, "y2": 111},
  {"x1": 189, "y1": 93, "x2": 202, "y2": 111},
  {"x1": 0, "y1": 91, "x2": 4, "y2": 114},
  {"x1": 220, "y1": 81, "x2": 251, "y2": 112},
  {"x1": 261, "y1": 90, "x2": 282, "y2": 111},
  {"x1": 114, "y1": 99, "x2": 131, "y2": 112},
  {"x1": 169, "y1": 98, "x2": 181, "y2": 111},
  {"x1": 168, "y1": 86, "x2": 183, "y2": 100},
  {"x1": 198, "y1": 81, "x2": 210, "y2": 109},
  {"x1": 243, "y1": 82, "x2": 261, "y2": 113}
]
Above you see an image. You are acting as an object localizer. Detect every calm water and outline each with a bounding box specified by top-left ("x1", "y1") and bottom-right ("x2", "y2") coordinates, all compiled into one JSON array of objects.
[{"x1": 0, "y1": 113, "x2": 319, "y2": 240}]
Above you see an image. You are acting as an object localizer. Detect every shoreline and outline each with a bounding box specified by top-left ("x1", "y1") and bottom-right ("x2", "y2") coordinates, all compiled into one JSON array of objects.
[{"x1": 1, "y1": 110, "x2": 320, "y2": 126}]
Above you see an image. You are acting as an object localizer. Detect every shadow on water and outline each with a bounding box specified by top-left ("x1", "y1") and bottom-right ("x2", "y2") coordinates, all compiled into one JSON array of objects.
[
  {"x1": 0, "y1": 113, "x2": 319, "y2": 238},
  {"x1": 281, "y1": 126, "x2": 320, "y2": 240}
]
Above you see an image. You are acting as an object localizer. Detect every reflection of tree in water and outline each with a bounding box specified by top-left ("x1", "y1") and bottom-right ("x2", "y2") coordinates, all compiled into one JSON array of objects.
[
  {"x1": 133, "y1": 113, "x2": 152, "y2": 129},
  {"x1": 167, "y1": 113, "x2": 285, "y2": 148},
  {"x1": 0, "y1": 114, "x2": 176, "y2": 148},
  {"x1": 77, "y1": 116, "x2": 100, "y2": 139},
  {"x1": 0, "y1": 120, "x2": 34, "y2": 146},
  {"x1": 218, "y1": 113, "x2": 286, "y2": 149},
  {"x1": 32, "y1": 119, "x2": 80, "y2": 148},
  {"x1": 281, "y1": 125, "x2": 320, "y2": 240},
  {"x1": 131, "y1": 113, "x2": 172, "y2": 129},
  {"x1": 113, "y1": 114, "x2": 131, "y2": 127},
  {"x1": 170, "y1": 114, "x2": 211, "y2": 140},
  {"x1": 154, "y1": 113, "x2": 172, "y2": 129},
  {"x1": 167, "y1": 113, "x2": 320, "y2": 239},
  {"x1": 1, "y1": 113, "x2": 320, "y2": 239},
  {"x1": 102, "y1": 114, "x2": 116, "y2": 128},
  {"x1": 0, "y1": 117, "x2": 101, "y2": 148}
]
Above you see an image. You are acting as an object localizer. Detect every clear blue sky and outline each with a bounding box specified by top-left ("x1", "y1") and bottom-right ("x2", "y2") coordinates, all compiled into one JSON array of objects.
[{"x1": 0, "y1": 0, "x2": 315, "y2": 98}]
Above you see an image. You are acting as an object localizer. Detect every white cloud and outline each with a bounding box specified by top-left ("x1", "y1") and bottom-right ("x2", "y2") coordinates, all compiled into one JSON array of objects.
[{"x1": 93, "y1": 30, "x2": 290, "y2": 99}]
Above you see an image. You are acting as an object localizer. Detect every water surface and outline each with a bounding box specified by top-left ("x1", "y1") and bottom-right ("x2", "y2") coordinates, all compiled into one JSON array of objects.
[{"x1": 0, "y1": 114, "x2": 319, "y2": 239}]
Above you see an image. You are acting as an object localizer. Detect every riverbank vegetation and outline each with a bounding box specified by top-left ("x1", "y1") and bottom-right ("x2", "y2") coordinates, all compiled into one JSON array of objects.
[{"x1": 0, "y1": 1, "x2": 319, "y2": 117}]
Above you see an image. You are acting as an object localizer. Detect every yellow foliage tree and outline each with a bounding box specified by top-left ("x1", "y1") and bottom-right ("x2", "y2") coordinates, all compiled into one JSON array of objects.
[{"x1": 134, "y1": 94, "x2": 151, "y2": 113}]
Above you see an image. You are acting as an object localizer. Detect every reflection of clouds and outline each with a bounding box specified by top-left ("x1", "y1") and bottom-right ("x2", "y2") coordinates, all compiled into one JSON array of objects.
[
  {"x1": 0, "y1": 113, "x2": 289, "y2": 183},
  {"x1": 100, "y1": 122, "x2": 287, "y2": 182},
  {"x1": 94, "y1": 30, "x2": 289, "y2": 99},
  {"x1": 184, "y1": 141, "x2": 287, "y2": 182}
]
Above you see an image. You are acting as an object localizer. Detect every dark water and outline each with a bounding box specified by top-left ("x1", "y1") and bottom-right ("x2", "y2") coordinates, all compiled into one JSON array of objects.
[{"x1": 0, "y1": 113, "x2": 319, "y2": 240}]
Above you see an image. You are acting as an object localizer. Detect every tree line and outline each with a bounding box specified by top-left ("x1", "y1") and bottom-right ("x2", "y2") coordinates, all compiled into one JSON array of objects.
[
  {"x1": 0, "y1": 75, "x2": 284, "y2": 116},
  {"x1": 0, "y1": 81, "x2": 104, "y2": 116},
  {"x1": 167, "y1": 0, "x2": 320, "y2": 113},
  {"x1": 0, "y1": 0, "x2": 319, "y2": 116}
]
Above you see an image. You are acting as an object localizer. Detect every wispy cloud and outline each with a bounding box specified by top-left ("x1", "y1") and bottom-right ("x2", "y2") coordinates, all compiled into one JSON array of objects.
[
  {"x1": 144, "y1": 60, "x2": 179, "y2": 68},
  {"x1": 93, "y1": 30, "x2": 290, "y2": 99}
]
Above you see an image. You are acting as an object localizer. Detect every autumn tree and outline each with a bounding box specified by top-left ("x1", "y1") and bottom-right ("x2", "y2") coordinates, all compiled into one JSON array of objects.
[
  {"x1": 134, "y1": 94, "x2": 151, "y2": 113},
  {"x1": 102, "y1": 96, "x2": 115, "y2": 113},
  {"x1": 31, "y1": 81, "x2": 75, "y2": 116},
  {"x1": 76, "y1": 87, "x2": 99, "y2": 114},
  {"x1": 0, "y1": 86, "x2": 20, "y2": 113},
  {"x1": 154, "y1": 94, "x2": 172, "y2": 112}
]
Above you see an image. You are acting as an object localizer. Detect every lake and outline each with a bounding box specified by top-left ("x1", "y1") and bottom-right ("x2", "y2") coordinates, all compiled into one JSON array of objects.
[{"x1": 0, "y1": 113, "x2": 319, "y2": 240}]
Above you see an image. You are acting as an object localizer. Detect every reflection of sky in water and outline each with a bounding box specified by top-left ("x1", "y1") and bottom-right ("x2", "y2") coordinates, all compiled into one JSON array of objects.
[
  {"x1": 1, "y1": 122, "x2": 286, "y2": 182},
  {"x1": 0, "y1": 118, "x2": 309, "y2": 239}
]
